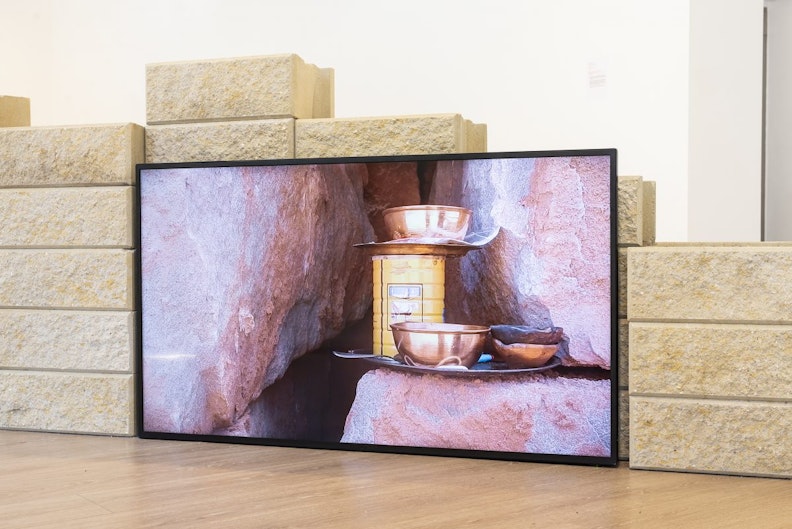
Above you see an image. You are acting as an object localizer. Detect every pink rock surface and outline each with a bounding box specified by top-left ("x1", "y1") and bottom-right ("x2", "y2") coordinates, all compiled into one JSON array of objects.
[
  {"x1": 342, "y1": 368, "x2": 611, "y2": 457},
  {"x1": 141, "y1": 164, "x2": 373, "y2": 434},
  {"x1": 430, "y1": 156, "x2": 613, "y2": 368},
  {"x1": 361, "y1": 161, "x2": 422, "y2": 241}
]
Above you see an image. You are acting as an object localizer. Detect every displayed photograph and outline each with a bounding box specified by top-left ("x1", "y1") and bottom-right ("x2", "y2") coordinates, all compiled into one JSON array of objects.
[{"x1": 137, "y1": 150, "x2": 618, "y2": 465}]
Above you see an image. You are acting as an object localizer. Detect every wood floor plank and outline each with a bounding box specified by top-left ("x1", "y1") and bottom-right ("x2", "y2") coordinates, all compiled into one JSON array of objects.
[{"x1": 0, "y1": 430, "x2": 789, "y2": 528}]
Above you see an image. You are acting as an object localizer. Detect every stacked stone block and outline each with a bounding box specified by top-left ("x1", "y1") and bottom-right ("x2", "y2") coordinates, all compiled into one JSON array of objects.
[
  {"x1": 616, "y1": 176, "x2": 657, "y2": 459},
  {"x1": 628, "y1": 244, "x2": 792, "y2": 478},
  {"x1": 0, "y1": 96, "x2": 30, "y2": 127},
  {"x1": 144, "y1": 54, "x2": 486, "y2": 163},
  {"x1": 0, "y1": 123, "x2": 143, "y2": 435}
]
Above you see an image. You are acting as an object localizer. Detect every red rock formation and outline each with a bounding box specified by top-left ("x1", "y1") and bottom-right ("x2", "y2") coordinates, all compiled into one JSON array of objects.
[
  {"x1": 140, "y1": 163, "x2": 373, "y2": 434},
  {"x1": 342, "y1": 368, "x2": 611, "y2": 457},
  {"x1": 430, "y1": 156, "x2": 613, "y2": 368}
]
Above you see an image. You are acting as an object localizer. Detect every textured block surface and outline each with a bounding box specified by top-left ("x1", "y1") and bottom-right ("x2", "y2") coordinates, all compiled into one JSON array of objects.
[
  {"x1": 629, "y1": 322, "x2": 791, "y2": 399},
  {"x1": 642, "y1": 180, "x2": 656, "y2": 245},
  {"x1": 145, "y1": 119, "x2": 294, "y2": 163},
  {"x1": 146, "y1": 54, "x2": 333, "y2": 124},
  {"x1": 0, "y1": 371, "x2": 134, "y2": 435},
  {"x1": 630, "y1": 396, "x2": 791, "y2": 478},
  {"x1": 296, "y1": 114, "x2": 486, "y2": 157},
  {"x1": 0, "y1": 124, "x2": 144, "y2": 187},
  {"x1": 0, "y1": 95, "x2": 30, "y2": 127},
  {"x1": 618, "y1": 318, "x2": 628, "y2": 388},
  {"x1": 618, "y1": 248, "x2": 627, "y2": 318},
  {"x1": 619, "y1": 390, "x2": 629, "y2": 460},
  {"x1": 617, "y1": 176, "x2": 643, "y2": 246},
  {"x1": 628, "y1": 246, "x2": 792, "y2": 322},
  {"x1": 0, "y1": 310, "x2": 134, "y2": 372},
  {"x1": 0, "y1": 249, "x2": 134, "y2": 309},
  {"x1": 0, "y1": 187, "x2": 133, "y2": 247}
]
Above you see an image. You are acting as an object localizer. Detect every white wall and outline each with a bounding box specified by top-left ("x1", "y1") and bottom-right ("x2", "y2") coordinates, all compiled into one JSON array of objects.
[
  {"x1": 765, "y1": 0, "x2": 792, "y2": 241},
  {"x1": 688, "y1": 0, "x2": 765, "y2": 242},
  {"x1": 0, "y1": 1, "x2": 765, "y2": 242}
]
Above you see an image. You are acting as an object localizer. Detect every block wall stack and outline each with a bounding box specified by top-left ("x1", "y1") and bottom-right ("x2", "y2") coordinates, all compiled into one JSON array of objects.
[
  {"x1": 0, "y1": 122, "x2": 144, "y2": 435},
  {"x1": 616, "y1": 176, "x2": 657, "y2": 459},
  {"x1": 144, "y1": 54, "x2": 486, "y2": 163},
  {"x1": 628, "y1": 243, "x2": 792, "y2": 478}
]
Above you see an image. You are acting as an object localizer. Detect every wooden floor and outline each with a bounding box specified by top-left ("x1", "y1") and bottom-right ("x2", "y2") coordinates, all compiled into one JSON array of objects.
[{"x1": 1, "y1": 430, "x2": 789, "y2": 528}]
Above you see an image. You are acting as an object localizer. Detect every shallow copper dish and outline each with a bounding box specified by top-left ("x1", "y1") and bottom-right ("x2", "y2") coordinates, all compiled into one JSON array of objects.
[{"x1": 492, "y1": 338, "x2": 559, "y2": 368}]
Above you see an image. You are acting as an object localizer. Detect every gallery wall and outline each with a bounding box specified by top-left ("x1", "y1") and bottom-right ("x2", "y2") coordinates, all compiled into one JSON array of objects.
[{"x1": 0, "y1": 0, "x2": 767, "y2": 242}]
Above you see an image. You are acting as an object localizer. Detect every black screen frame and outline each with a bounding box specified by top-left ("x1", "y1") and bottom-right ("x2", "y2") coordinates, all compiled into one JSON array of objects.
[{"x1": 135, "y1": 148, "x2": 619, "y2": 467}]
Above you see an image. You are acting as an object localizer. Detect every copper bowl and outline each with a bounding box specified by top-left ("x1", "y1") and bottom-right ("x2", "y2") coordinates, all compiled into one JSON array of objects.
[
  {"x1": 491, "y1": 338, "x2": 558, "y2": 368},
  {"x1": 390, "y1": 322, "x2": 490, "y2": 368},
  {"x1": 383, "y1": 205, "x2": 472, "y2": 241}
]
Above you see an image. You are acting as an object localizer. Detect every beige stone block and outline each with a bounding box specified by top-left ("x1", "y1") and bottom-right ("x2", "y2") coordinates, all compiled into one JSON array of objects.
[
  {"x1": 146, "y1": 54, "x2": 333, "y2": 124},
  {"x1": 295, "y1": 114, "x2": 487, "y2": 158},
  {"x1": 628, "y1": 245, "x2": 792, "y2": 322},
  {"x1": 0, "y1": 310, "x2": 134, "y2": 372},
  {"x1": 617, "y1": 176, "x2": 643, "y2": 246},
  {"x1": 144, "y1": 119, "x2": 294, "y2": 163},
  {"x1": 629, "y1": 396, "x2": 791, "y2": 478},
  {"x1": 465, "y1": 120, "x2": 487, "y2": 152},
  {"x1": 629, "y1": 322, "x2": 791, "y2": 399},
  {"x1": 618, "y1": 248, "x2": 627, "y2": 318},
  {"x1": 0, "y1": 96, "x2": 30, "y2": 127},
  {"x1": 0, "y1": 371, "x2": 134, "y2": 435},
  {"x1": 0, "y1": 187, "x2": 133, "y2": 248},
  {"x1": 619, "y1": 390, "x2": 629, "y2": 460},
  {"x1": 0, "y1": 249, "x2": 134, "y2": 309},
  {"x1": 642, "y1": 180, "x2": 656, "y2": 245},
  {"x1": 314, "y1": 68, "x2": 335, "y2": 119},
  {"x1": 0, "y1": 123, "x2": 143, "y2": 187},
  {"x1": 618, "y1": 318, "x2": 628, "y2": 388}
]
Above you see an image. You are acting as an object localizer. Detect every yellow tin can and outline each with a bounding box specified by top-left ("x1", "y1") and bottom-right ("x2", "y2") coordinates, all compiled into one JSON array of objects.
[{"x1": 372, "y1": 255, "x2": 445, "y2": 357}]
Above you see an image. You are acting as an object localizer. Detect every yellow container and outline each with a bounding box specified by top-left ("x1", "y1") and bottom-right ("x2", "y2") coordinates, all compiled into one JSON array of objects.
[{"x1": 372, "y1": 255, "x2": 445, "y2": 357}]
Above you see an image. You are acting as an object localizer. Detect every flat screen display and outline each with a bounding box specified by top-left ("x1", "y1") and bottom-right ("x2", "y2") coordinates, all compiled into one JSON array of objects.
[{"x1": 136, "y1": 149, "x2": 618, "y2": 466}]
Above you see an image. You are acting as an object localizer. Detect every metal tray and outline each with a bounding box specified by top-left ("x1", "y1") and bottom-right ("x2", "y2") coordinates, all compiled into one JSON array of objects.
[{"x1": 333, "y1": 350, "x2": 562, "y2": 378}]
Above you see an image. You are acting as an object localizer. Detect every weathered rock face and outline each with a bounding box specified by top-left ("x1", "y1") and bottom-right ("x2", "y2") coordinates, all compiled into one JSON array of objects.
[
  {"x1": 361, "y1": 161, "x2": 422, "y2": 241},
  {"x1": 342, "y1": 369, "x2": 611, "y2": 457},
  {"x1": 140, "y1": 164, "x2": 374, "y2": 434},
  {"x1": 430, "y1": 156, "x2": 613, "y2": 368}
]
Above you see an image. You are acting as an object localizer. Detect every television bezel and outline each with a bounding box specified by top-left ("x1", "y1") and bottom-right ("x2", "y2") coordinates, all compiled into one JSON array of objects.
[{"x1": 135, "y1": 148, "x2": 619, "y2": 467}]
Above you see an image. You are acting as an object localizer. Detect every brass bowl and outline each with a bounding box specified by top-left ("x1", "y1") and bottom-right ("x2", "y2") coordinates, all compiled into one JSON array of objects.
[
  {"x1": 492, "y1": 337, "x2": 558, "y2": 368},
  {"x1": 390, "y1": 322, "x2": 489, "y2": 368},
  {"x1": 383, "y1": 205, "x2": 472, "y2": 241}
]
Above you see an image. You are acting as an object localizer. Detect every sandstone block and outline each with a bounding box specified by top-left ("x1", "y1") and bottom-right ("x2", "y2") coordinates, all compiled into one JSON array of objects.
[
  {"x1": 619, "y1": 389, "x2": 629, "y2": 460},
  {"x1": 618, "y1": 318, "x2": 628, "y2": 388},
  {"x1": 146, "y1": 54, "x2": 333, "y2": 124},
  {"x1": 629, "y1": 396, "x2": 791, "y2": 478},
  {"x1": 0, "y1": 187, "x2": 133, "y2": 247},
  {"x1": 617, "y1": 176, "x2": 643, "y2": 246},
  {"x1": 145, "y1": 119, "x2": 293, "y2": 163},
  {"x1": 629, "y1": 322, "x2": 792, "y2": 399},
  {"x1": 0, "y1": 124, "x2": 143, "y2": 187},
  {"x1": 343, "y1": 369, "x2": 612, "y2": 457},
  {"x1": 618, "y1": 248, "x2": 627, "y2": 318},
  {"x1": 0, "y1": 310, "x2": 134, "y2": 372},
  {"x1": 0, "y1": 249, "x2": 134, "y2": 309},
  {"x1": 642, "y1": 180, "x2": 656, "y2": 245},
  {"x1": 295, "y1": 114, "x2": 486, "y2": 158},
  {"x1": 628, "y1": 245, "x2": 792, "y2": 322},
  {"x1": 0, "y1": 95, "x2": 30, "y2": 127},
  {"x1": 0, "y1": 371, "x2": 134, "y2": 435}
]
